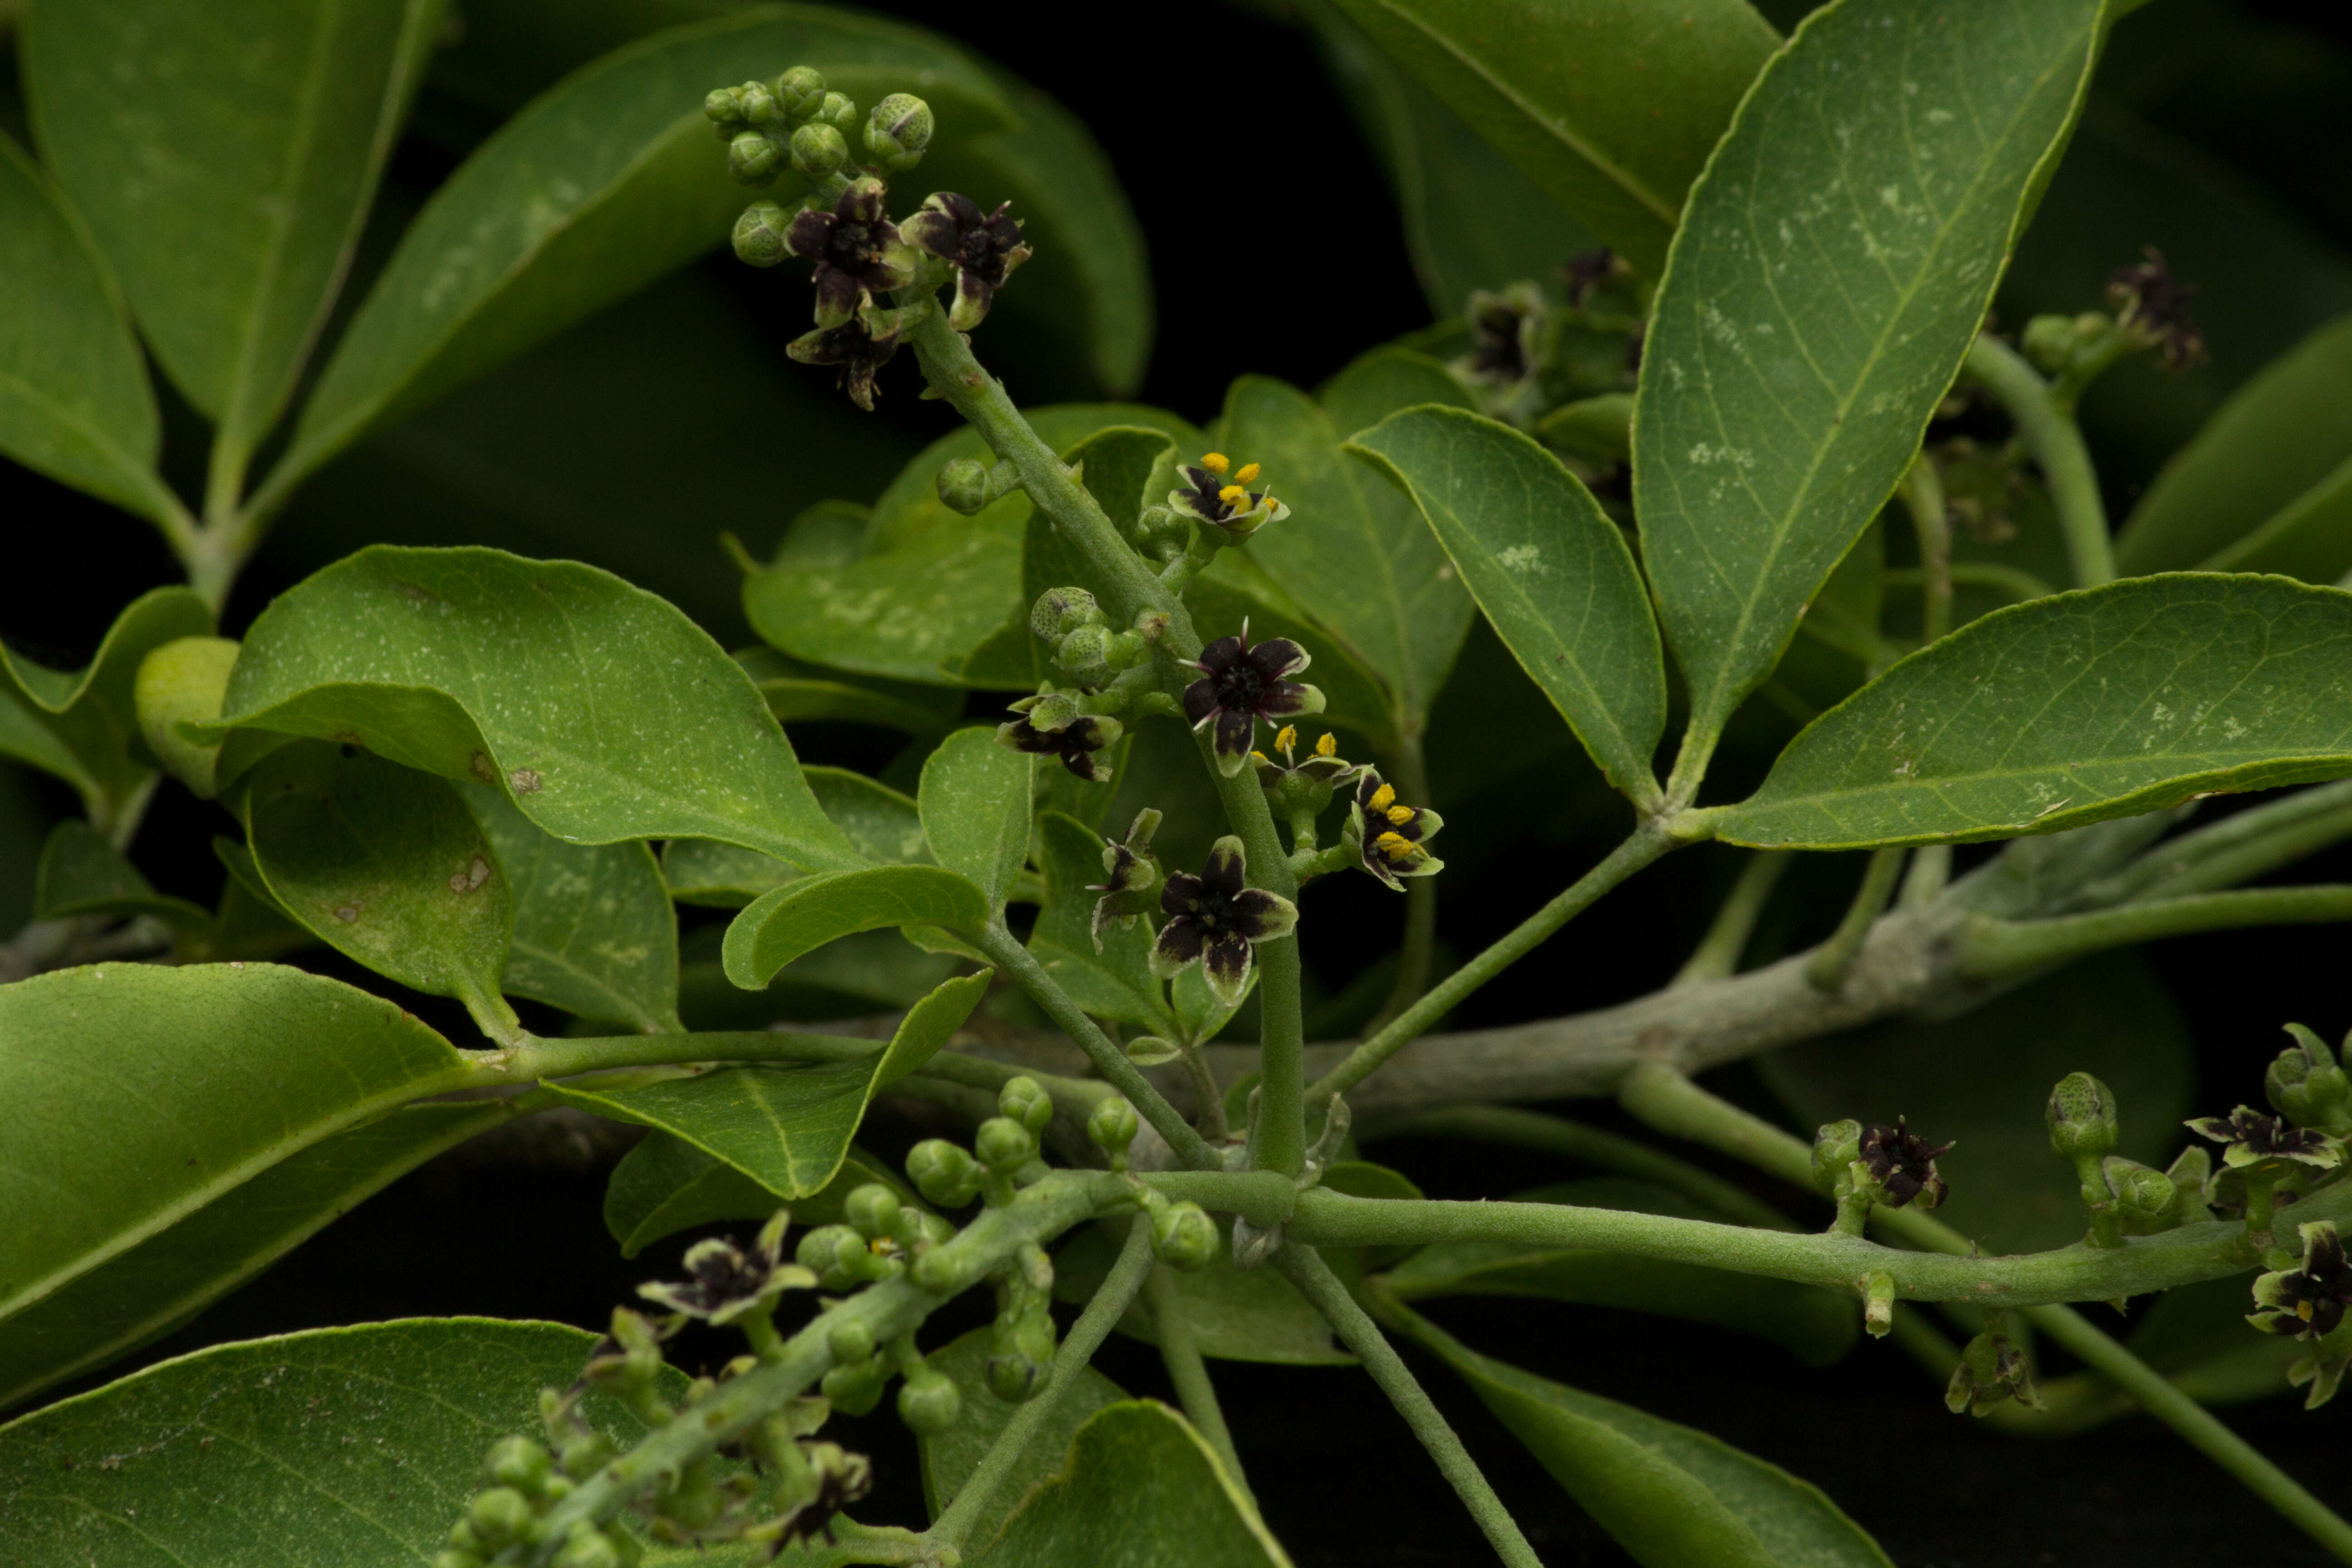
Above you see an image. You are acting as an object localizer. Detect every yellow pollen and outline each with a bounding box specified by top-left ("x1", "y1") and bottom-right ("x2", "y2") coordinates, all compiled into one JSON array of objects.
[
  {"x1": 869, "y1": 1236, "x2": 897, "y2": 1256},
  {"x1": 1386, "y1": 804, "x2": 1415, "y2": 826},
  {"x1": 1250, "y1": 750, "x2": 1269, "y2": 763},
  {"x1": 1376, "y1": 831, "x2": 1416, "y2": 860},
  {"x1": 1200, "y1": 452, "x2": 1231, "y2": 474},
  {"x1": 2302, "y1": 1300, "x2": 2318, "y2": 1321},
  {"x1": 1219, "y1": 484, "x2": 1247, "y2": 506},
  {"x1": 1314, "y1": 732, "x2": 1337, "y2": 757},
  {"x1": 1274, "y1": 725, "x2": 1297, "y2": 753},
  {"x1": 1368, "y1": 783, "x2": 1396, "y2": 812},
  {"x1": 1235, "y1": 462, "x2": 1261, "y2": 483}
]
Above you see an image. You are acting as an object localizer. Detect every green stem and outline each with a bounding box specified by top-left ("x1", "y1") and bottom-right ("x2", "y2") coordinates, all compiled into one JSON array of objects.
[
  {"x1": 2082, "y1": 778, "x2": 2352, "y2": 904},
  {"x1": 926, "y1": 1218, "x2": 1160, "y2": 1553},
  {"x1": 1898, "y1": 453, "x2": 1953, "y2": 645},
  {"x1": 1883, "y1": 562, "x2": 2058, "y2": 604},
  {"x1": 1308, "y1": 821, "x2": 1680, "y2": 1104},
  {"x1": 1960, "y1": 886, "x2": 2352, "y2": 980},
  {"x1": 1965, "y1": 334, "x2": 2115, "y2": 588},
  {"x1": 481, "y1": 1027, "x2": 1103, "y2": 1107},
  {"x1": 1144, "y1": 1262, "x2": 1250, "y2": 1500},
  {"x1": 1805, "y1": 847, "x2": 1906, "y2": 991},
  {"x1": 1899, "y1": 843, "x2": 1952, "y2": 908},
  {"x1": 1274, "y1": 1246, "x2": 1542, "y2": 1568},
  {"x1": 1674, "y1": 849, "x2": 1790, "y2": 985}
]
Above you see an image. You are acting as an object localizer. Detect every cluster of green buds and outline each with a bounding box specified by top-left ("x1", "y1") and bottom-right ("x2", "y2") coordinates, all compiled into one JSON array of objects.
[
  {"x1": 1812, "y1": 1117, "x2": 1950, "y2": 1246},
  {"x1": 436, "y1": 1415, "x2": 645, "y2": 1568},
  {"x1": 2045, "y1": 1072, "x2": 2215, "y2": 1249},
  {"x1": 993, "y1": 586, "x2": 1166, "y2": 782},
  {"x1": 906, "y1": 1075, "x2": 1058, "y2": 1217},
  {"x1": 708, "y1": 67, "x2": 931, "y2": 194}
]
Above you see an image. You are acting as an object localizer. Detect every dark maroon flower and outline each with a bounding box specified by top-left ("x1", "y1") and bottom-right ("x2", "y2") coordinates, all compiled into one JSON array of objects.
[
  {"x1": 786, "y1": 309, "x2": 907, "y2": 411},
  {"x1": 996, "y1": 710, "x2": 1122, "y2": 783},
  {"x1": 784, "y1": 176, "x2": 915, "y2": 326},
  {"x1": 1858, "y1": 1119, "x2": 1951, "y2": 1209},
  {"x1": 901, "y1": 191, "x2": 1033, "y2": 331},
  {"x1": 1344, "y1": 768, "x2": 1445, "y2": 891},
  {"x1": 637, "y1": 1213, "x2": 808, "y2": 1325},
  {"x1": 1181, "y1": 626, "x2": 1321, "y2": 776},
  {"x1": 1149, "y1": 836, "x2": 1297, "y2": 1007},
  {"x1": 1463, "y1": 284, "x2": 1542, "y2": 383},
  {"x1": 2109, "y1": 247, "x2": 2204, "y2": 369},
  {"x1": 2189, "y1": 1106, "x2": 2343, "y2": 1173},
  {"x1": 2252, "y1": 1222, "x2": 2352, "y2": 1341}
]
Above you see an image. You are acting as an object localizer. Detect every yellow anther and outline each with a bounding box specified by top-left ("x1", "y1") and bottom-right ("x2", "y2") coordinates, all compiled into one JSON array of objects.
[
  {"x1": 1235, "y1": 462, "x2": 1261, "y2": 484},
  {"x1": 869, "y1": 1236, "x2": 898, "y2": 1256},
  {"x1": 1386, "y1": 804, "x2": 1415, "y2": 826},
  {"x1": 2303, "y1": 1300, "x2": 2318, "y2": 1321},
  {"x1": 1219, "y1": 484, "x2": 1247, "y2": 506},
  {"x1": 1250, "y1": 750, "x2": 1269, "y2": 764},
  {"x1": 1274, "y1": 725, "x2": 1297, "y2": 754},
  {"x1": 1368, "y1": 783, "x2": 1396, "y2": 812},
  {"x1": 1314, "y1": 732, "x2": 1337, "y2": 758},
  {"x1": 1376, "y1": 831, "x2": 1416, "y2": 860},
  {"x1": 1200, "y1": 452, "x2": 1231, "y2": 474}
]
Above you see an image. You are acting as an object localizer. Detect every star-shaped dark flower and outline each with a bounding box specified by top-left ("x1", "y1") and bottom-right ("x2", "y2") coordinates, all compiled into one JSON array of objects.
[
  {"x1": 1343, "y1": 767, "x2": 1445, "y2": 891},
  {"x1": 2109, "y1": 247, "x2": 2204, "y2": 370},
  {"x1": 1150, "y1": 835, "x2": 1298, "y2": 1007},
  {"x1": 2251, "y1": 1221, "x2": 2352, "y2": 1342},
  {"x1": 1857, "y1": 1118, "x2": 1951, "y2": 1209},
  {"x1": 784, "y1": 176, "x2": 916, "y2": 327},
  {"x1": 1086, "y1": 807, "x2": 1161, "y2": 950},
  {"x1": 1182, "y1": 624, "x2": 1322, "y2": 776},
  {"x1": 786, "y1": 307, "x2": 907, "y2": 411},
  {"x1": 771, "y1": 1441, "x2": 873, "y2": 1551},
  {"x1": 1168, "y1": 451, "x2": 1289, "y2": 543},
  {"x1": 996, "y1": 709, "x2": 1122, "y2": 783},
  {"x1": 2188, "y1": 1106, "x2": 2344, "y2": 1173},
  {"x1": 1461, "y1": 282, "x2": 1544, "y2": 385},
  {"x1": 901, "y1": 191, "x2": 1033, "y2": 331},
  {"x1": 637, "y1": 1212, "x2": 811, "y2": 1325}
]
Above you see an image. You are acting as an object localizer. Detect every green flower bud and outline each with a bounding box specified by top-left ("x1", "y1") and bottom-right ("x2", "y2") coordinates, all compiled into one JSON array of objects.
[
  {"x1": 828, "y1": 1319, "x2": 876, "y2": 1366},
  {"x1": 796, "y1": 1224, "x2": 867, "y2": 1292},
  {"x1": 843, "y1": 1182, "x2": 902, "y2": 1240},
  {"x1": 937, "y1": 456, "x2": 990, "y2": 514},
  {"x1": 447, "y1": 1519, "x2": 482, "y2": 1554},
  {"x1": 486, "y1": 1434, "x2": 554, "y2": 1494},
  {"x1": 135, "y1": 636, "x2": 239, "y2": 798},
  {"x1": 999, "y1": 1076, "x2": 1055, "y2": 1135},
  {"x1": 433, "y1": 1552, "x2": 485, "y2": 1568},
  {"x1": 774, "y1": 66, "x2": 827, "y2": 121},
  {"x1": 728, "y1": 129, "x2": 781, "y2": 186},
  {"x1": 1153, "y1": 1202, "x2": 1219, "y2": 1270},
  {"x1": 703, "y1": 86, "x2": 744, "y2": 126},
  {"x1": 2104, "y1": 1156, "x2": 2179, "y2": 1234},
  {"x1": 815, "y1": 91, "x2": 858, "y2": 131},
  {"x1": 557, "y1": 1430, "x2": 615, "y2": 1480},
  {"x1": 2020, "y1": 313, "x2": 2087, "y2": 376},
  {"x1": 2165, "y1": 1144, "x2": 2216, "y2": 1221},
  {"x1": 2047, "y1": 1072, "x2": 2120, "y2": 1161},
  {"x1": 1124, "y1": 1036, "x2": 1180, "y2": 1067},
  {"x1": 821, "y1": 1357, "x2": 888, "y2": 1416},
  {"x1": 1030, "y1": 585, "x2": 1103, "y2": 642},
  {"x1": 906, "y1": 1138, "x2": 982, "y2": 1208},
  {"x1": 467, "y1": 1487, "x2": 537, "y2": 1550},
  {"x1": 731, "y1": 200, "x2": 792, "y2": 267},
  {"x1": 911, "y1": 1245, "x2": 973, "y2": 1296},
  {"x1": 1087, "y1": 1096, "x2": 1139, "y2": 1168},
  {"x1": 1810, "y1": 1119, "x2": 1863, "y2": 1196},
  {"x1": 737, "y1": 80, "x2": 778, "y2": 125},
  {"x1": 2269, "y1": 1024, "x2": 2352, "y2": 1135},
  {"x1": 986, "y1": 1344, "x2": 1044, "y2": 1402},
  {"x1": 552, "y1": 1528, "x2": 623, "y2": 1568},
  {"x1": 1053, "y1": 623, "x2": 1116, "y2": 686},
  {"x1": 897, "y1": 1368, "x2": 961, "y2": 1435},
  {"x1": 789, "y1": 121, "x2": 849, "y2": 182},
  {"x1": 864, "y1": 93, "x2": 934, "y2": 172},
  {"x1": 974, "y1": 1116, "x2": 1037, "y2": 1173},
  {"x1": 1944, "y1": 1318, "x2": 2038, "y2": 1416}
]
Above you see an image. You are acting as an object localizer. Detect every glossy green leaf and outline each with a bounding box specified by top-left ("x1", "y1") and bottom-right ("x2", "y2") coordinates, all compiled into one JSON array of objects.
[
  {"x1": 1399, "y1": 1311, "x2": 1894, "y2": 1568},
  {"x1": 1348, "y1": 404, "x2": 1665, "y2": 802},
  {"x1": 1030, "y1": 809, "x2": 1169, "y2": 1032},
  {"x1": 603, "y1": 1133, "x2": 915, "y2": 1259},
  {"x1": 23, "y1": 0, "x2": 436, "y2": 451},
  {"x1": 1330, "y1": 0, "x2": 1778, "y2": 279},
  {"x1": 741, "y1": 646, "x2": 962, "y2": 736},
  {"x1": 1, "y1": 586, "x2": 211, "y2": 818},
  {"x1": 0, "y1": 1319, "x2": 669, "y2": 1562},
  {"x1": 972, "y1": 1400, "x2": 1287, "y2": 1567},
  {"x1": 0, "y1": 132, "x2": 172, "y2": 523},
  {"x1": 1718, "y1": 576, "x2": 2352, "y2": 848},
  {"x1": 721, "y1": 865, "x2": 988, "y2": 990},
  {"x1": 245, "y1": 741, "x2": 515, "y2": 1027},
  {"x1": 1762, "y1": 951, "x2": 2192, "y2": 1254},
  {"x1": 32, "y1": 819, "x2": 211, "y2": 935},
  {"x1": 1378, "y1": 1177, "x2": 1856, "y2": 1366},
  {"x1": 1055, "y1": 1220, "x2": 1350, "y2": 1366},
  {"x1": 921, "y1": 726, "x2": 1033, "y2": 909},
  {"x1": 278, "y1": 10, "x2": 1007, "y2": 491},
  {"x1": 546, "y1": 970, "x2": 990, "y2": 1198},
  {"x1": 668, "y1": 765, "x2": 933, "y2": 908},
  {"x1": 2116, "y1": 312, "x2": 2352, "y2": 580},
  {"x1": 1218, "y1": 373, "x2": 1476, "y2": 740},
  {"x1": 1637, "y1": 0, "x2": 2110, "y2": 755},
  {"x1": 680, "y1": 929, "x2": 959, "y2": 1032},
  {"x1": 0, "y1": 964, "x2": 470, "y2": 1332},
  {"x1": 0, "y1": 1102, "x2": 510, "y2": 1413},
  {"x1": 462, "y1": 781, "x2": 679, "y2": 1031},
  {"x1": 918, "y1": 1324, "x2": 1130, "y2": 1540},
  {"x1": 208, "y1": 546, "x2": 859, "y2": 871}
]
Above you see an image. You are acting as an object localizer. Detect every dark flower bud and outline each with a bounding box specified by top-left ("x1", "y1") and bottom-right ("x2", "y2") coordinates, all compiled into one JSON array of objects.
[
  {"x1": 974, "y1": 1116, "x2": 1037, "y2": 1173},
  {"x1": 821, "y1": 1356, "x2": 888, "y2": 1416},
  {"x1": 789, "y1": 122, "x2": 849, "y2": 182},
  {"x1": 843, "y1": 1183, "x2": 902, "y2": 1240},
  {"x1": 1031, "y1": 585, "x2": 1103, "y2": 642},
  {"x1": 728, "y1": 129, "x2": 781, "y2": 186},
  {"x1": 937, "y1": 456, "x2": 990, "y2": 514},
  {"x1": 1088, "y1": 1096, "x2": 1140, "y2": 1169},
  {"x1": 2269, "y1": 1024, "x2": 2352, "y2": 1136},
  {"x1": 897, "y1": 1368, "x2": 961, "y2": 1435},
  {"x1": 774, "y1": 65, "x2": 827, "y2": 121},
  {"x1": 1153, "y1": 1202, "x2": 1219, "y2": 1269},
  {"x1": 487, "y1": 1435, "x2": 554, "y2": 1494},
  {"x1": 467, "y1": 1488, "x2": 537, "y2": 1550},
  {"x1": 814, "y1": 90, "x2": 858, "y2": 131},
  {"x1": 999, "y1": 1076, "x2": 1056, "y2": 1135},
  {"x1": 1858, "y1": 1119, "x2": 1951, "y2": 1209},
  {"x1": 731, "y1": 200, "x2": 792, "y2": 267},
  {"x1": 864, "y1": 93, "x2": 934, "y2": 172},
  {"x1": 828, "y1": 1320, "x2": 876, "y2": 1366},
  {"x1": 906, "y1": 1138, "x2": 982, "y2": 1208},
  {"x1": 551, "y1": 1529, "x2": 622, "y2": 1568},
  {"x1": 2047, "y1": 1071, "x2": 2119, "y2": 1161},
  {"x1": 1810, "y1": 1119, "x2": 1864, "y2": 1196},
  {"x1": 2104, "y1": 1156, "x2": 2180, "y2": 1234}
]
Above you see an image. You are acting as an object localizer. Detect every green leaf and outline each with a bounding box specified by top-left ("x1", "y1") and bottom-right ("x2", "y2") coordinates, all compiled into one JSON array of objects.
[
  {"x1": 21, "y1": 0, "x2": 437, "y2": 455},
  {"x1": 461, "y1": 781, "x2": 679, "y2": 1032},
  {"x1": 668, "y1": 765, "x2": 933, "y2": 909},
  {"x1": 971, "y1": 1400, "x2": 1288, "y2": 1567},
  {"x1": 1396, "y1": 1310, "x2": 1894, "y2": 1568},
  {"x1": 0, "y1": 132, "x2": 172, "y2": 524},
  {"x1": 0, "y1": 963, "x2": 470, "y2": 1331},
  {"x1": 917, "y1": 1324, "x2": 1130, "y2": 1542},
  {"x1": 1216, "y1": 373, "x2": 1476, "y2": 740},
  {"x1": 208, "y1": 546, "x2": 859, "y2": 872},
  {"x1": 546, "y1": 970, "x2": 990, "y2": 1198},
  {"x1": 32, "y1": 819, "x2": 211, "y2": 936},
  {"x1": 1348, "y1": 404, "x2": 1666, "y2": 803},
  {"x1": 277, "y1": 10, "x2": 1009, "y2": 493},
  {"x1": 1761, "y1": 951, "x2": 2192, "y2": 1254},
  {"x1": 1054, "y1": 1220, "x2": 1351, "y2": 1367},
  {"x1": 1, "y1": 586, "x2": 212, "y2": 818},
  {"x1": 1717, "y1": 575, "x2": 2352, "y2": 848},
  {"x1": 741, "y1": 647, "x2": 962, "y2": 736},
  {"x1": 0, "y1": 1319, "x2": 670, "y2": 1561},
  {"x1": 603, "y1": 1133, "x2": 916, "y2": 1259},
  {"x1": 245, "y1": 741, "x2": 516, "y2": 1029},
  {"x1": 1378, "y1": 1177, "x2": 1857, "y2": 1366},
  {"x1": 0, "y1": 1102, "x2": 509, "y2": 1413},
  {"x1": 2117, "y1": 311, "x2": 2352, "y2": 581},
  {"x1": 1029, "y1": 809, "x2": 1170, "y2": 1033},
  {"x1": 721, "y1": 865, "x2": 990, "y2": 991},
  {"x1": 1636, "y1": 0, "x2": 2111, "y2": 757},
  {"x1": 920, "y1": 726, "x2": 1033, "y2": 910},
  {"x1": 1329, "y1": 0, "x2": 1779, "y2": 279}
]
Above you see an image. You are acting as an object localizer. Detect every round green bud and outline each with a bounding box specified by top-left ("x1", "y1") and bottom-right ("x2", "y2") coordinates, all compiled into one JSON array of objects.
[
  {"x1": 2019, "y1": 314, "x2": 2080, "y2": 376},
  {"x1": 774, "y1": 66, "x2": 827, "y2": 120},
  {"x1": 1152, "y1": 1202, "x2": 1219, "y2": 1270},
  {"x1": 999, "y1": 1076, "x2": 1055, "y2": 1135},
  {"x1": 728, "y1": 129, "x2": 781, "y2": 185},
  {"x1": 1053, "y1": 623, "x2": 1116, "y2": 686},
  {"x1": 557, "y1": 1430, "x2": 615, "y2": 1480},
  {"x1": 552, "y1": 1528, "x2": 624, "y2": 1568},
  {"x1": 467, "y1": 1487, "x2": 537, "y2": 1549},
  {"x1": 828, "y1": 1319, "x2": 876, "y2": 1366},
  {"x1": 789, "y1": 121, "x2": 849, "y2": 182},
  {"x1": 2104, "y1": 1156, "x2": 2177, "y2": 1230},
  {"x1": 843, "y1": 1182, "x2": 902, "y2": 1240},
  {"x1": 1809, "y1": 1118, "x2": 1864, "y2": 1196},
  {"x1": 897, "y1": 1368, "x2": 962, "y2": 1434},
  {"x1": 2046, "y1": 1071, "x2": 2119, "y2": 1161},
  {"x1": 986, "y1": 1346, "x2": 1044, "y2": 1402},
  {"x1": 974, "y1": 1116, "x2": 1037, "y2": 1173},
  {"x1": 487, "y1": 1434, "x2": 554, "y2": 1494},
  {"x1": 2268, "y1": 1024, "x2": 2352, "y2": 1133},
  {"x1": 797, "y1": 1223, "x2": 867, "y2": 1291},
  {"x1": 820, "y1": 1357, "x2": 887, "y2": 1416},
  {"x1": 1030, "y1": 585, "x2": 1103, "y2": 643},
  {"x1": 1087, "y1": 1096, "x2": 1139, "y2": 1163},
  {"x1": 738, "y1": 80, "x2": 778, "y2": 125},
  {"x1": 731, "y1": 200, "x2": 792, "y2": 267},
  {"x1": 702, "y1": 87, "x2": 743, "y2": 125},
  {"x1": 911, "y1": 1245, "x2": 973, "y2": 1296},
  {"x1": 938, "y1": 456, "x2": 990, "y2": 514},
  {"x1": 906, "y1": 1138, "x2": 982, "y2": 1208},
  {"x1": 913, "y1": 1209, "x2": 956, "y2": 1248},
  {"x1": 815, "y1": 91, "x2": 858, "y2": 131},
  {"x1": 863, "y1": 93, "x2": 935, "y2": 172},
  {"x1": 135, "y1": 636, "x2": 239, "y2": 799},
  {"x1": 433, "y1": 1551, "x2": 486, "y2": 1568}
]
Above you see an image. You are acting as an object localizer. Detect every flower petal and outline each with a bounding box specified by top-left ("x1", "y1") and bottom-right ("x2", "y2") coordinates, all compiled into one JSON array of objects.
[
  {"x1": 1160, "y1": 870, "x2": 1205, "y2": 918},
  {"x1": 1246, "y1": 637, "x2": 1310, "y2": 679},
  {"x1": 1214, "y1": 707, "x2": 1255, "y2": 766},
  {"x1": 949, "y1": 270, "x2": 994, "y2": 332},
  {"x1": 1196, "y1": 636, "x2": 1245, "y2": 673},
  {"x1": 1200, "y1": 836, "x2": 1247, "y2": 898},
  {"x1": 1229, "y1": 887, "x2": 1298, "y2": 942},
  {"x1": 1201, "y1": 933, "x2": 1254, "y2": 1007},
  {"x1": 1151, "y1": 915, "x2": 1205, "y2": 977},
  {"x1": 1182, "y1": 678, "x2": 1220, "y2": 727}
]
